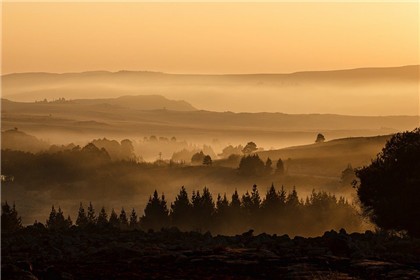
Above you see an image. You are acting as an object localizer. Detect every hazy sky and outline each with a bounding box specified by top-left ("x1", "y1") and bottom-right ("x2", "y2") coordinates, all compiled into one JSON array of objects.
[{"x1": 2, "y1": 2, "x2": 419, "y2": 74}]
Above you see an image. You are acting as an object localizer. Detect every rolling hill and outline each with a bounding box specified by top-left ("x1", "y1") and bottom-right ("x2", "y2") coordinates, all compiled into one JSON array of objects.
[
  {"x1": 258, "y1": 135, "x2": 391, "y2": 177},
  {"x1": 1, "y1": 97, "x2": 418, "y2": 149}
]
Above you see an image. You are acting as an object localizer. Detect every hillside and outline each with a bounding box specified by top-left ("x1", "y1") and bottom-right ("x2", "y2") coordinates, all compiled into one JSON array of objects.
[
  {"x1": 2, "y1": 65, "x2": 419, "y2": 115},
  {"x1": 1, "y1": 128, "x2": 50, "y2": 153},
  {"x1": 2, "y1": 98, "x2": 417, "y2": 149},
  {"x1": 258, "y1": 135, "x2": 392, "y2": 177}
]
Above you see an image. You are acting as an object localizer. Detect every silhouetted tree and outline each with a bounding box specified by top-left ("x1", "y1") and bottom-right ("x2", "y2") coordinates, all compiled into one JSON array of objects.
[
  {"x1": 203, "y1": 155, "x2": 212, "y2": 166},
  {"x1": 76, "y1": 203, "x2": 88, "y2": 228},
  {"x1": 276, "y1": 158, "x2": 285, "y2": 175},
  {"x1": 238, "y1": 155, "x2": 265, "y2": 176},
  {"x1": 87, "y1": 202, "x2": 97, "y2": 225},
  {"x1": 356, "y1": 128, "x2": 420, "y2": 237},
  {"x1": 109, "y1": 208, "x2": 119, "y2": 228},
  {"x1": 192, "y1": 187, "x2": 215, "y2": 231},
  {"x1": 46, "y1": 206, "x2": 71, "y2": 230},
  {"x1": 262, "y1": 184, "x2": 281, "y2": 210},
  {"x1": 170, "y1": 186, "x2": 192, "y2": 230},
  {"x1": 97, "y1": 207, "x2": 108, "y2": 227},
  {"x1": 265, "y1": 158, "x2": 273, "y2": 175},
  {"x1": 119, "y1": 208, "x2": 129, "y2": 229},
  {"x1": 1, "y1": 202, "x2": 22, "y2": 232},
  {"x1": 129, "y1": 208, "x2": 138, "y2": 229},
  {"x1": 231, "y1": 189, "x2": 241, "y2": 210},
  {"x1": 315, "y1": 133, "x2": 325, "y2": 143},
  {"x1": 242, "y1": 142, "x2": 258, "y2": 154},
  {"x1": 141, "y1": 190, "x2": 169, "y2": 230},
  {"x1": 191, "y1": 151, "x2": 206, "y2": 165}
]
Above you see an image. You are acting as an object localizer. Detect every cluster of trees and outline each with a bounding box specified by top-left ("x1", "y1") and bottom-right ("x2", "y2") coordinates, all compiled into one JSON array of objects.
[
  {"x1": 139, "y1": 185, "x2": 361, "y2": 235},
  {"x1": 239, "y1": 155, "x2": 284, "y2": 177},
  {"x1": 1, "y1": 202, "x2": 22, "y2": 232},
  {"x1": 191, "y1": 151, "x2": 212, "y2": 165},
  {"x1": 2, "y1": 184, "x2": 362, "y2": 236},
  {"x1": 91, "y1": 138, "x2": 137, "y2": 161}
]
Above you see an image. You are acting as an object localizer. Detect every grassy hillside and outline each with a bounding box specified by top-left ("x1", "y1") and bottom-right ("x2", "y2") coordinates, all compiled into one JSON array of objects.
[{"x1": 258, "y1": 135, "x2": 391, "y2": 177}]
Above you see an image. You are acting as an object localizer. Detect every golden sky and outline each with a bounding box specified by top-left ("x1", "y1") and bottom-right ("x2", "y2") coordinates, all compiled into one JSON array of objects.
[{"x1": 2, "y1": 2, "x2": 419, "y2": 74}]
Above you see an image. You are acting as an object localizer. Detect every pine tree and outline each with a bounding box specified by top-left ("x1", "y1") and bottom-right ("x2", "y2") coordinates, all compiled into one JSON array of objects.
[
  {"x1": 129, "y1": 208, "x2": 138, "y2": 229},
  {"x1": 97, "y1": 206, "x2": 109, "y2": 227},
  {"x1": 46, "y1": 205, "x2": 57, "y2": 229},
  {"x1": 170, "y1": 186, "x2": 192, "y2": 230},
  {"x1": 230, "y1": 189, "x2": 241, "y2": 210},
  {"x1": 56, "y1": 207, "x2": 66, "y2": 228},
  {"x1": 46, "y1": 205, "x2": 70, "y2": 230},
  {"x1": 250, "y1": 184, "x2": 261, "y2": 211},
  {"x1": 109, "y1": 208, "x2": 119, "y2": 228},
  {"x1": 216, "y1": 193, "x2": 229, "y2": 214},
  {"x1": 119, "y1": 208, "x2": 129, "y2": 229},
  {"x1": 286, "y1": 187, "x2": 300, "y2": 208},
  {"x1": 262, "y1": 184, "x2": 280, "y2": 210},
  {"x1": 66, "y1": 215, "x2": 73, "y2": 227},
  {"x1": 76, "y1": 202, "x2": 88, "y2": 228},
  {"x1": 87, "y1": 202, "x2": 97, "y2": 225},
  {"x1": 141, "y1": 190, "x2": 169, "y2": 231},
  {"x1": 192, "y1": 187, "x2": 215, "y2": 231}
]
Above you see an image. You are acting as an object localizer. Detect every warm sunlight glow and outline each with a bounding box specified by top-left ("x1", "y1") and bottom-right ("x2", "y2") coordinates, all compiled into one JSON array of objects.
[{"x1": 2, "y1": 2, "x2": 419, "y2": 74}]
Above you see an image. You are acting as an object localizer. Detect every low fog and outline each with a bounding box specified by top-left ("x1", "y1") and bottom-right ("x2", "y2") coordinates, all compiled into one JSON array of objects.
[
  {"x1": 2, "y1": 65, "x2": 419, "y2": 116},
  {"x1": 2, "y1": 127, "x2": 390, "y2": 236}
]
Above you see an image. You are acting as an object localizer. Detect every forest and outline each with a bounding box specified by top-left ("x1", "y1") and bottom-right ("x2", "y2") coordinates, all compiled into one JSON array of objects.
[{"x1": 2, "y1": 184, "x2": 362, "y2": 237}]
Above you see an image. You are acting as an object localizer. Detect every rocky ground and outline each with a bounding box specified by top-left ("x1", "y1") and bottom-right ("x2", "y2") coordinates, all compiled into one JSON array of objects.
[{"x1": 2, "y1": 228, "x2": 420, "y2": 279}]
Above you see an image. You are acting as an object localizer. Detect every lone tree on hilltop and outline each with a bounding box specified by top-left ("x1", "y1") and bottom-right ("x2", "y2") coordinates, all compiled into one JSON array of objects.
[
  {"x1": 315, "y1": 133, "x2": 325, "y2": 143},
  {"x1": 355, "y1": 128, "x2": 420, "y2": 237}
]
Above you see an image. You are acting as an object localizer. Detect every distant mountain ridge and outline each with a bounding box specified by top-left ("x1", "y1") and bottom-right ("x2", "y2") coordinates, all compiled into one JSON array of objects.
[
  {"x1": 2, "y1": 95, "x2": 196, "y2": 112},
  {"x1": 2, "y1": 65, "x2": 419, "y2": 115}
]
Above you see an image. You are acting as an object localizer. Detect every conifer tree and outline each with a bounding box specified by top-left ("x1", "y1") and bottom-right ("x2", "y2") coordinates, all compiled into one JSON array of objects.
[
  {"x1": 76, "y1": 202, "x2": 88, "y2": 228},
  {"x1": 66, "y1": 215, "x2": 73, "y2": 227},
  {"x1": 109, "y1": 208, "x2": 119, "y2": 228},
  {"x1": 230, "y1": 189, "x2": 241, "y2": 210},
  {"x1": 46, "y1": 205, "x2": 57, "y2": 229},
  {"x1": 129, "y1": 208, "x2": 138, "y2": 229},
  {"x1": 97, "y1": 206, "x2": 108, "y2": 227},
  {"x1": 141, "y1": 190, "x2": 169, "y2": 231},
  {"x1": 119, "y1": 208, "x2": 129, "y2": 229},
  {"x1": 262, "y1": 184, "x2": 280, "y2": 210},
  {"x1": 170, "y1": 186, "x2": 192, "y2": 230},
  {"x1": 46, "y1": 205, "x2": 70, "y2": 230},
  {"x1": 216, "y1": 193, "x2": 229, "y2": 214},
  {"x1": 87, "y1": 202, "x2": 97, "y2": 225},
  {"x1": 250, "y1": 184, "x2": 261, "y2": 211}
]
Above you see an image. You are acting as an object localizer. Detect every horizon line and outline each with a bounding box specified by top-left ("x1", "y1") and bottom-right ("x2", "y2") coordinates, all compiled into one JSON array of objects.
[{"x1": 2, "y1": 64, "x2": 419, "y2": 77}]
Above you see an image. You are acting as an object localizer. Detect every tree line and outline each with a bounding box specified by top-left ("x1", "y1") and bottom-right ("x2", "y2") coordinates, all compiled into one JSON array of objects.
[{"x1": 2, "y1": 184, "x2": 362, "y2": 236}]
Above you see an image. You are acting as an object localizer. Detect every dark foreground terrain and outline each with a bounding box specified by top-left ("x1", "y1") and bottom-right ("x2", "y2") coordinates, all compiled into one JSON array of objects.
[{"x1": 2, "y1": 228, "x2": 420, "y2": 280}]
